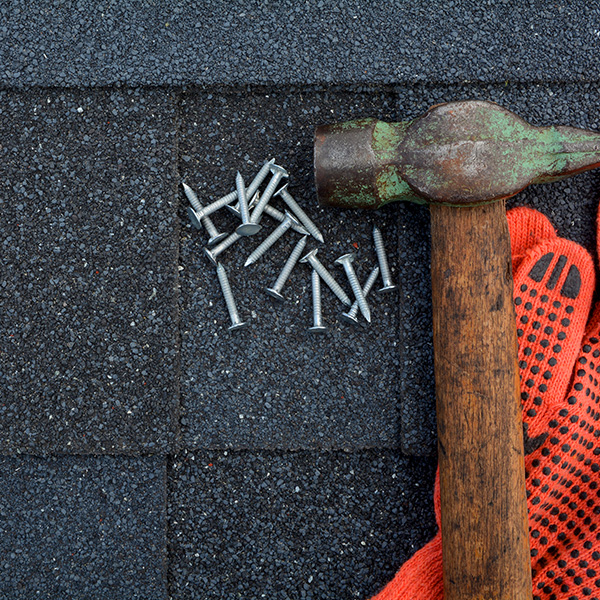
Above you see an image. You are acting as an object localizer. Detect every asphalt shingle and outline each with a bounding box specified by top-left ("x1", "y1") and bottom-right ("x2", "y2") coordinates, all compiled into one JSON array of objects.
[
  {"x1": 167, "y1": 449, "x2": 437, "y2": 600},
  {"x1": 2, "y1": 18, "x2": 600, "y2": 597},
  {"x1": 0, "y1": 455, "x2": 167, "y2": 600},
  {"x1": 1, "y1": 2, "x2": 600, "y2": 88},
  {"x1": 179, "y1": 90, "x2": 403, "y2": 450},
  {"x1": 0, "y1": 88, "x2": 180, "y2": 454}
]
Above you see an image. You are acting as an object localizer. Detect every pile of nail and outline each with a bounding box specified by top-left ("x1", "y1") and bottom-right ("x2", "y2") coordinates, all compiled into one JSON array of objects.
[{"x1": 183, "y1": 159, "x2": 397, "y2": 333}]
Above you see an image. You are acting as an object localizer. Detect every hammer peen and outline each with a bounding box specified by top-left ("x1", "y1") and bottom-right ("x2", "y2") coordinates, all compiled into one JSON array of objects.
[{"x1": 314, "y1": 100, "x2": 600, "y2": 600}]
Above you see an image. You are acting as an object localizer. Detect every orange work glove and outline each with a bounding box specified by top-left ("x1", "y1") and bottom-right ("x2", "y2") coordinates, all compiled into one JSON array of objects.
[{"x1": 372, "y1": 205, "x2": 600, "y2": 600}]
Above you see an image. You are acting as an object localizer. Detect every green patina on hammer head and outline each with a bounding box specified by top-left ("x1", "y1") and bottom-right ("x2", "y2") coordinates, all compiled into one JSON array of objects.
[{"x1": 314, "y1": 100, "x2": 600, "y2": 208}]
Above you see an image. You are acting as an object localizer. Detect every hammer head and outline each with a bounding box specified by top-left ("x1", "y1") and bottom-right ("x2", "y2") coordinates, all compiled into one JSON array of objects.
[{"x1": 314, "y1": 100, "x2": 600, "y2": 208}]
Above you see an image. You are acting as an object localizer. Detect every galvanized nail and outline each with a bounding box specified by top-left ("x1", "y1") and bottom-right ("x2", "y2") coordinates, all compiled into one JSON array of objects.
[
  {"x1": 262, "y1": 204, "x2": 310, "y2": 236},
  {"x1": 250, "y1": 164, "x2": 288, "y2": 224},
  {"x1": 182, "y1": 182, "x2": 227, "y2": 245},
  {"x1": 266, "y1": 236, "x2": 308, "y2": 301},
  {"x1": 300, "y1": 249, "x2": 352, "y2": 306},
  {"x1": 244, "y1": 212, "x2": 298, "y2": 267},
  {"x1": 205, "y1": 231, "x2": 242, "y2": 266},
  {"x1": 373, "y1": 226, "x2": 398, "y2": 293},
  {"x1": 195, "y1": 158, "x2": 275, "y2": 221},
  {"x1": 216, "y1": 263, "x2": 247, "y2": 332},
  {"x1": 335, "y1": 253, "x2": 371, "y2": 322},
  {"x1": 341, "y1": 266, "x2": 380, "y2": 326},
  {"x1": 275, "y1": 184, "x2": 324, "y2": 243},
  {"x1": 235, "y1": 172, "x2": 262, "y2": 236},
  {"x1": 227, "y1": 191, "x2": 260, "y2": 219},
  {"x1": 308, "y1": 269, "x2": 327, "y2": 333}
]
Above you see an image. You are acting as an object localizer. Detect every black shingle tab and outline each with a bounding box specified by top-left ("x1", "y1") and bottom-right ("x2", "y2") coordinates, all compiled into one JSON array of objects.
[
  {"x1": 0, "y1": 455, "x2": 167, "y2": 600},
  {"x1": 1, "y1": 2, "x2": 600, "y2": 88},
  {"x1": 168, "y1": 449, "x2": 437, "y2": 600},
  {"x1": 396, "y1": 202, "x2": 437, "y2": 456},
  {"x1": 0, "y1": 89, "x2": 180, "y2": 454},
  {"x1": 179, "y1": 90, "x2": 403, "y2": 450}
]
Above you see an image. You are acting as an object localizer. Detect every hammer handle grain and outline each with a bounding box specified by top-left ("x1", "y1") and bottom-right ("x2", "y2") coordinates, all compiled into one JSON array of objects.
[{"x1": 430, "y1": 200, "x2": 532, "y2": 600}]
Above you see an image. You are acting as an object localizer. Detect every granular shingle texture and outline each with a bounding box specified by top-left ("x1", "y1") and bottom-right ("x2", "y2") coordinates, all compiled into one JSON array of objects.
[
  {"x1": 3, "y1": 19, "x2": 600, "y2": 596},
  {"x1": 396, "y1": 202, "x2": 436, "y2": 456},
  {"x1": 1, "y1": 1, "x2": 600, "y2": 88},
  {"x1": 0, "y1": 455, "x2": 167, "y2": 600},
  {"x1": 0, "y1": 88, "x2": 180, "y2": 454},
  {"x1": 167, "y1": 449, "x2": 437, "y2": 600},
  {"x1": 179, "y1": 90, "x2": 403, "y2": 450}
]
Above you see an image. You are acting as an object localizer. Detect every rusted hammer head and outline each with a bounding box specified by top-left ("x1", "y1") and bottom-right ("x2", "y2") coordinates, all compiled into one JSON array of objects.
[{"x1": 314, "y1": 100, "x2": 600, "y2": 208}]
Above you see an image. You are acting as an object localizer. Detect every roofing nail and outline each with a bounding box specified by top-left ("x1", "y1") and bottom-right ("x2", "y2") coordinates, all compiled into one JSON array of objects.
[
  {"x1": 249, "y1": 164, "x2": 288, "y2": 224},
  {"x1": 246, "y1": 158, "x2": 277, "y2": 197},
  {"x1": 204, "y1": 231, "x2": 242, "y2": 266},
  {"x1": 235, "y1": 172, "x2": 262, "y2": 236},
  {"x1": 182, "y1": 182, "x2": 228, "y2": 245},
  {"x1": 373, "y1": 225, "x2": 398, "y2": 293},
  {"x1": 262, "y1": 204, "x2": 310, "y2": 236},
  {"x1": 226, "y1": 191, "x2": 260, "y2": 219},
  {"x1": 216, "y1": 263, "x2": 247, "y2": 332},
  {"x1": 309, "y1": 269, "x2": 327, "y2": 334},
  {"x1": 195, "y1": 159, "x2": 275, "y2": 220},
  {"x1": 244, "y1": 212, "x2": 298, "y2": 267},
  {"x1": 275, "y1": 184, "x2": 324, "y2": 243},
  {"x1": 266, "y1": 236, "x2": 308, "y2": 301},
  {"x1": 335, "y1": 253, "x2": 371, "y2": 322},
  {"x1": 193, "y1": 189, "x2": 238, "y2": 221},
  {"x1": 300, "y1": 248, "x2": 352, "y2": 306},
  {"x1": 341, "y1": 266, "x2": 380, "y2": 326}
]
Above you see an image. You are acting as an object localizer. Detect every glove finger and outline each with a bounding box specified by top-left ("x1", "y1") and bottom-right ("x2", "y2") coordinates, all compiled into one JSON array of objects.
[
  {"x1": 507, "y1": 207, "x2": 557, "y2": 273},
  {"x1": 513, "y1": 237, "x2": 594, "y2": 440}
]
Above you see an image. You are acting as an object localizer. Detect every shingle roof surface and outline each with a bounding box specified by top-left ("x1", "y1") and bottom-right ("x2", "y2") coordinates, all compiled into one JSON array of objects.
[
  {"x1": 2, "y1": 2, "x2": 600, "y2": 88},
  {"x1": 2, "y1": 4, "x2": 600, "y2": 598}
]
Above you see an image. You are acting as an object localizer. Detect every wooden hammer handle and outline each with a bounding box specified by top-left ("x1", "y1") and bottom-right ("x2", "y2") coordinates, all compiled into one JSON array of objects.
[{"x1": 430, "y1": 201, "x2": 532, "y2": 600}]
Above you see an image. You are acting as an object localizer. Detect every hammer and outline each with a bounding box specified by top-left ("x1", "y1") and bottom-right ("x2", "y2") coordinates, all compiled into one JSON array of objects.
[{"x1": 314, "y1": 100, "x2": 600, "y2": 600}]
